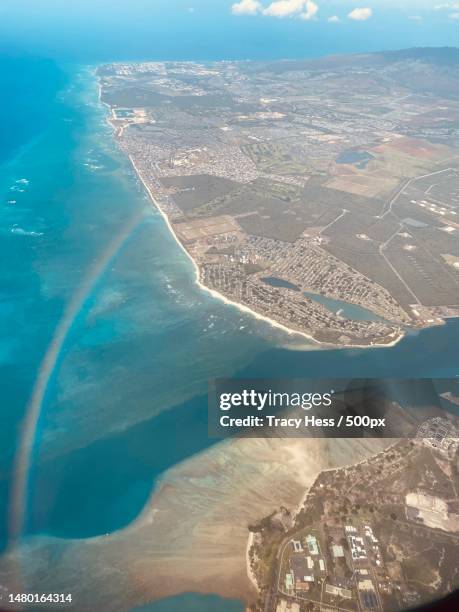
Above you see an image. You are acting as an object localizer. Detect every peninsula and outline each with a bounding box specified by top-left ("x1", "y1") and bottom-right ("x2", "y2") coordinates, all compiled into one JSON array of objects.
[{"x1": 98, "y1": 49, "x2": 459, "y2": 347}]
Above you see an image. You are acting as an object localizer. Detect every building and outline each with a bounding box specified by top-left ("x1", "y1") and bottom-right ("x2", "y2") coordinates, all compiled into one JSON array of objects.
[
  {"x1": 417, "y1": 417, "x2": 458, "y2": 453},
  {"x1": 306, "y1": 534, "x2": 319, "y2": 555},
  {"x1": 326, "y1": 584, "x2": 352, "y2": 599},
  {"x1": 349, "y1": 535, "x2": 367, "y2": 561},
  {"x1": 292, "y1": 540, "x2": 303, "y2": 553},
  {"x1": 364, "y1": 525, "x2": 378, "y2": 543},
  {"x1": 332, "y1": 544, "x2": 345, "y2": 558}
]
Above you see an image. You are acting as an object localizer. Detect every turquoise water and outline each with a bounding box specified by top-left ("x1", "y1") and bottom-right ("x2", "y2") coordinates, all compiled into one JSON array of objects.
[
  {"x1": 262, "y1": 281, "x2": 385, "y2": 320},
  {"x1": 0, "y1": 56, "x2": 64, "y2": 164},
  {"x1": 1, "y1": 59, "x2": 261, "y2": 611},
  {"x1": 0, "y1": 61, "x2": 277, "y2": 539},
  {"x1": 133, "y1": 593, "x2": 244, "y2": 612},
  {"x1": 1, "y1": 56, "x2": 459, "y2": 610},
  {"x1": 303, "y1": 291, "x2": 385, "y2": 322}
]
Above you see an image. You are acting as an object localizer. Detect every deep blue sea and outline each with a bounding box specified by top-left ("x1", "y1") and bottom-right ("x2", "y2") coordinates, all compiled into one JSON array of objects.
[{"x1": 1, "y1": 54, "x2": 458, "y2": 610}]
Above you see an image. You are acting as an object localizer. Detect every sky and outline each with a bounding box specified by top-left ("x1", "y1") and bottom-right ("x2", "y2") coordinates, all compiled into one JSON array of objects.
[{"x1": 0, "y1": 1, "x2": 458, "y2": 61}]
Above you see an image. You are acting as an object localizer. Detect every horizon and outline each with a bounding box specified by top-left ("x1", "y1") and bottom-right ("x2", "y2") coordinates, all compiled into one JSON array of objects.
[
  {"x1": 1, "y1": 1, "x2": 458, "y2": 62},
  {"x1": 4, "y1": 44, "x2": 459, "y2": 71},
  {"x1": 93, "y1": 45, "x2": 459, "y2": 64}
]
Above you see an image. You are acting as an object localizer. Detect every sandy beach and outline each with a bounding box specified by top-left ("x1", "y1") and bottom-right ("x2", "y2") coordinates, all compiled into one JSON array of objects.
[
  {"x1": 246, "y1": 531, "x2": 259, "y2": 593},
  {"x1": 128, "y1": 155, "x2": 323, "y2": 346},
  {"x1": 128, "y1": 155, "x2": 405, "y2": 351}
]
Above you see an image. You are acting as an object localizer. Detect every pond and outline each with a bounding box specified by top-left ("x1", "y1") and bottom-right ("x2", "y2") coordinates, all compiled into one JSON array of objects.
[{"x1": 303, "y1": 291, "x2": 385, "y2": 322}]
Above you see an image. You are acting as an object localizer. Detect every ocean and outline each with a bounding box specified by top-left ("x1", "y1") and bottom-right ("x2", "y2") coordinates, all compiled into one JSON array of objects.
[{"x1": 1, "y1": 56, "x2": 458, "y2": 610}]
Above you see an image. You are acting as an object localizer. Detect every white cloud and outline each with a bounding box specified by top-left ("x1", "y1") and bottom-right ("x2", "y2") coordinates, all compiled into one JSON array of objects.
[
  {"x1": 348, "y1": 7, "x2": 373, "y2": 20},
  {"x1": 231, "y1": 0, "x2": 320, "y2": 20},
  {"x1": 262, "y1": 0, "x2": 307, "y2": 18},
  {"x1": 299, "y1": 0, "x2": 319, "y2": 20},
  {"x1": 449, "y1": 10, "x2": 459, "y2": 17},
  {"x1": 231, "y1": 0, "x2": 262, "y2": 15},
  {"x1": 408, "y1": 14, "x2": 422, "y2": 20},
  {"x1": 328, "y1": 15, "x2": 340, "y2": 22}
]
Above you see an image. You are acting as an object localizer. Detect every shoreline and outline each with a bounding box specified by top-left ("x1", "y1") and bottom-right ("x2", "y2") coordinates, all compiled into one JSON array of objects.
[
  {"x1": 246, "y1": 531, "x2": 259, "y2": 593},
  {"x1": 291, "y1": 439, "x2": 399, "y2": 523},
  {"x1": 128, "y1": 154, "x2": 324, "y2": 346},
  {"x1": 127, "y1": 154, "x2": 406, "y2": 350},
  {"x1": 95, "y1": 69, "x2": 407, "y2": 351}
]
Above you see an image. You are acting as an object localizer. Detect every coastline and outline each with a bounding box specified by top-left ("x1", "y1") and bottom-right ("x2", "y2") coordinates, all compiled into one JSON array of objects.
[
  {"x1": 290, "y1": 439, "x2": 400, "y2": 523},
  {"x1": 3, "y1": 57, "x2": 459, "y2": 612},
  {"x1": 128, "y1": 154, "x2": 323, "y2": 345},
  {"x1": 95, "y1": 65, "x2": 408, "y2": 350},
  {"x1": 246, "y1": 531, "x2": 259, "y2": 593},
  {"x1": 127, "y1": 154, "x2": 406, "y2": 350}
]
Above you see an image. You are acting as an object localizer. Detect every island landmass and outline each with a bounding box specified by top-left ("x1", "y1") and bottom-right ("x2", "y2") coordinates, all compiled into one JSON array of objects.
[{"x1": 98, "y1": 48, "x2": 459, "y2": 347}]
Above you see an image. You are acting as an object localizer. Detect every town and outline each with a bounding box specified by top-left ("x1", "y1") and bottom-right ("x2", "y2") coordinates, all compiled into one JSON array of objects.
[{"x1": 98, "y1": 50, "x2": 459, "y2": 346}]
